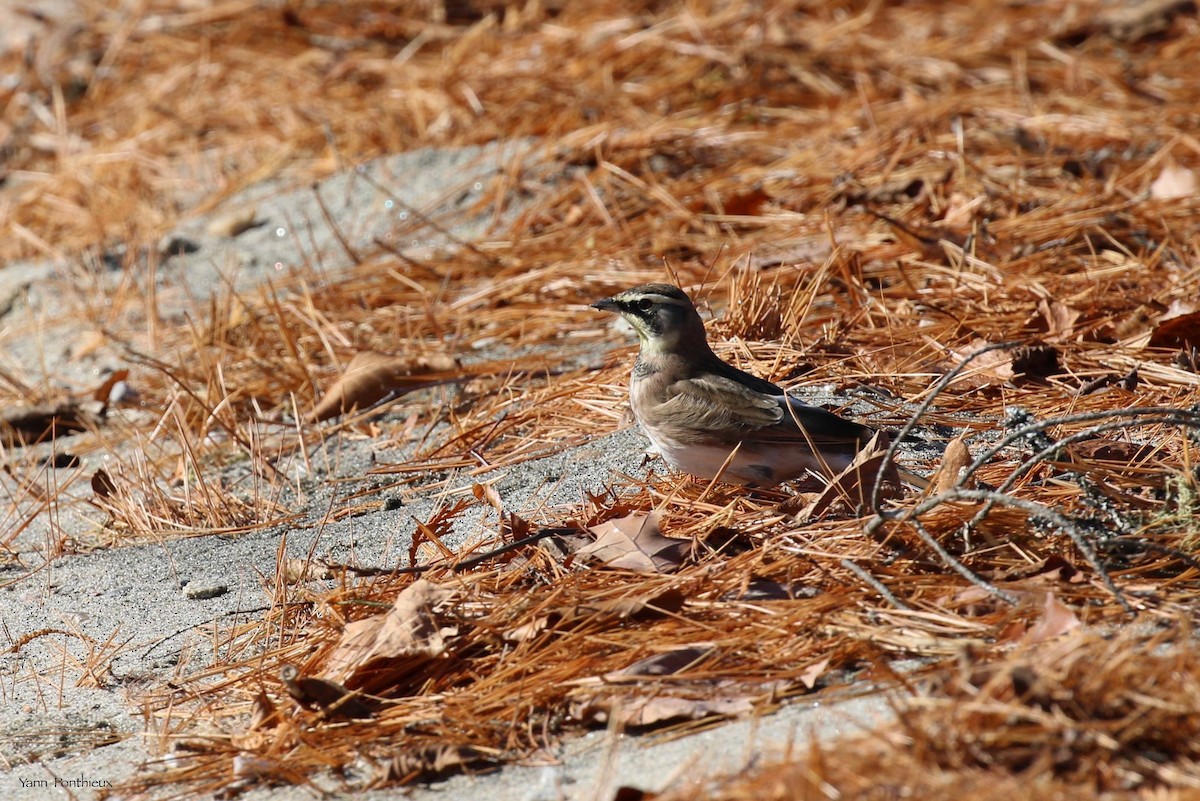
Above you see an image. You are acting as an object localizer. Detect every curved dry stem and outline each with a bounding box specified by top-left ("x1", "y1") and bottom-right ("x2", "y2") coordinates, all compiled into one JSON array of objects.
[{"x1": 898, "y1": 486, "x2": 1131, "y2": 612}]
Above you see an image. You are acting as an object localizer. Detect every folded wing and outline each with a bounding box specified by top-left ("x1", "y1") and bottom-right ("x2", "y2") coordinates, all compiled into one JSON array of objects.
[{"x1": 658, "y1": 373, "x2": 872, "y2": 447}]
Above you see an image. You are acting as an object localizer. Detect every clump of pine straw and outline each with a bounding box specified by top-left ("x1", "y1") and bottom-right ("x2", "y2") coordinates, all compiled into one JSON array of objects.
[{"x1": 660, "y1": 625, "x2": 1200, "y2": 800}]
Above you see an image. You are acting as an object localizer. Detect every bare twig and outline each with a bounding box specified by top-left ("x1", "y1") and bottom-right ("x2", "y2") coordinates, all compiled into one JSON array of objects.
[{"x1": 839, "y1": 558, "x2": 911, "y2": 610}]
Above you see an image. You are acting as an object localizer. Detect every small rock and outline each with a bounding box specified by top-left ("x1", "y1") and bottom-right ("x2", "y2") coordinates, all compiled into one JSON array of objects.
[{"x1": 185, "y1": 584, "x2": 228, "y2": 600}]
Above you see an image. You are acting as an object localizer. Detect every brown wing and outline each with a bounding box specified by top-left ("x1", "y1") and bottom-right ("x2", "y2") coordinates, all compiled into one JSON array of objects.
[{"x1": 655, "y1": 373, "x2": 870, "y2": 446}]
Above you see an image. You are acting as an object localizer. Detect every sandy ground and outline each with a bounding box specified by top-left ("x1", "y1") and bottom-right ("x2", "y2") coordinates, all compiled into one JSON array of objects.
[{"x1": 0, "y1": 139, "x2": 898, "y2": 800}]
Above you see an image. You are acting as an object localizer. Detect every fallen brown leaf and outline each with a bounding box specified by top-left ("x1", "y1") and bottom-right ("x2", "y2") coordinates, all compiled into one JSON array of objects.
[
  {"x1": 1149, "y1": 311, "x2": 1200, "y2": 351},
  {"x1": 504, "y1": 587, "x2": 686, "y2": 643},
  {"x1": 606, "y1": 644, "x2": 716, "y2": 680},
  {"x1": 1034, "y1": 298, "x2": 1080, "y2": 342},
  {"x1": 323, "y1": 579, "x2": 455, "y2": 693},
  {"x1": 501, "y1": 615, "x2": 552, "y2": 644},
  {"x1": 944, "y1": 338, "x2": 1014, "y2": 387},
  {"x1": 579, "y1": 512, "x2": 688, "y2": 573},
  {"x1": 1022, "y1": 593, "x2": 1081, "y2": 645},
  {"x1": 798, "y1": 656, "x2": 831, "y2": 690},
  {"x1": 310, "y1": 350, "x2": 462, "y2": 421},
  {"x1": 797, "y1": 431, "x2": 901, "y2": 520},
  {"x1": 571, "y1": 693, "x2": 756, "y2": 728},
  {"x1": 932, "y1": 434, "x2": 973, "y2": 494},
  {"x1": 249, "y1": 691, "x2": 281, "y2": 731}
]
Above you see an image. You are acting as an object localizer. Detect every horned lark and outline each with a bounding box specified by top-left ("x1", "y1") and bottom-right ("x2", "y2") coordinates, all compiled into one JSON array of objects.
[{"x1": 592, "y1": 283, "x2": 875, "y2": 486}]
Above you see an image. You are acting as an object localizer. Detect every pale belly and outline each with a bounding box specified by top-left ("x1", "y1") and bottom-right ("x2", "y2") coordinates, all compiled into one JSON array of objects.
[
  {"x1": 642, "y1": 427, "x2": 854, "y2": 486},
  {"x1": 643, "y1": 429, "x2": 773, "y2": 485}
]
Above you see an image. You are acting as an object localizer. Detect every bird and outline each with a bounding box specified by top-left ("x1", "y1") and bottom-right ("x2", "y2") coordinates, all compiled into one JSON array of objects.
[{"x1": 592, "y1": 282, "x2": 878, "y2": 487}]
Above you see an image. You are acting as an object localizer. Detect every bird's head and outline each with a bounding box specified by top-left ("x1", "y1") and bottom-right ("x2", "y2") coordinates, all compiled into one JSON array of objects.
[{"x1": 591, "y1": 283, "x2": 709, "y2": 354}]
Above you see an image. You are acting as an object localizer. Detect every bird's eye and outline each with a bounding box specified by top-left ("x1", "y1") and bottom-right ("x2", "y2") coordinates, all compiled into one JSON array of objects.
[{"x1": 635, "y1": 299, "x2": 654, "y2": 312}]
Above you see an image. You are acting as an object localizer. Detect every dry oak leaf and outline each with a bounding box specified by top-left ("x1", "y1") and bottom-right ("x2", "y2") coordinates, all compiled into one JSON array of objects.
[
  {"x1": 572, "y1": 692, "x2": 756, "y2": 728},
  {"x1": 932, "y1": 434, "x2": 973, "y2": 494},
  {"x1": 605, "y1": 644, "x2": 716, "y2": 681},
  {"x1": 578, "y1": 512, "x2": 687, "y2": 573},
  {"x1": 1063, "y1": 438, "x2": 1159, "y2": 466},
  {"x1": 969, "y1": 592, "x2": 1082, "y2": 648},
  {"x1": 504, "y1": 586, "x2": 686, "y2": 643},
  {"x1": 323, "y1": 579, "x2": 455, "y2": 693},
  {"x1": 1149, "y1": 311, "x2": 1200, "y2": 352},
  {"x1": 310, "y1": 350, "x2": 461, "y2": 421},
  {"x1": 1034, "y1": 298, "x2": 1081, "y2": 342},
  {"x1": 1022, "y1": 593, "x2": 1081, "y2": 645},
  {"x1": 942, "y1": 337, "x2": 1013, "y2": 387},
  {"x1": 798, "y1": 656, "x2": 831, "y2": 690},
  {"x1": 797, "y1": 431, "x2": 901, "y2": 520}
]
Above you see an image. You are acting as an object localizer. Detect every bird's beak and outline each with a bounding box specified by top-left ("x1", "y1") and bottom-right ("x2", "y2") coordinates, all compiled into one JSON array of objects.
[{"x1": 591, "y1": 297, "x2": 621, "y2": 313}]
